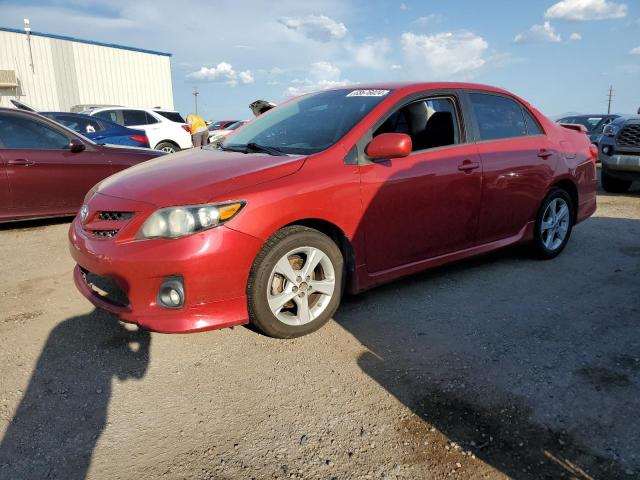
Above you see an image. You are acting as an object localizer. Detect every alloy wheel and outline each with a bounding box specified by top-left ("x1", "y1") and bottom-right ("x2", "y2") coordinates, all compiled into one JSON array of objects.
[
  {"x1": 540, "y1": 197, "x2": 570, "y2": 251},
  {"x1": 267, "y1": 246, "x2": 336, "y2": 326}
]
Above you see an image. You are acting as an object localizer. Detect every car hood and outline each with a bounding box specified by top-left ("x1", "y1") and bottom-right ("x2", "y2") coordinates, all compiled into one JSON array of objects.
[{"x1": 96, "y1": 147, "x2": 305, "y2": 207}]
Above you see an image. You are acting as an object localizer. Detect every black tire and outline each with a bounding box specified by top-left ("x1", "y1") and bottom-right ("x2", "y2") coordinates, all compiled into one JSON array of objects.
[
  {"x1": 601, "y1": 169, "x2": 632, "y2": 193},
  {"x1": 247, "y1": 226, "x2": 343, "y2": 338},
  {"x1": 533, "y1": 188, "x2": 574, "y2": 260},
  {"x1": 155, "y1": 141, "x2": 180, "y2": 154}
]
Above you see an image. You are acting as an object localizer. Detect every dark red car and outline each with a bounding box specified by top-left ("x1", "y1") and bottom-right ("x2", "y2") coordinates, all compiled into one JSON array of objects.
[
  {"x1": 0, "y1": 108, "x2": 165, "y2": 222},
  {"x1": 69, "y1": 83, "x2": 597, "y2": 338}
]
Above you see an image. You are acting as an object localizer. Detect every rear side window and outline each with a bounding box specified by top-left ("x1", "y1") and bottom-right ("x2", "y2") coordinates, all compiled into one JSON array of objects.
[
  {"x1": 144, "y1": 112, "x2": 159, "y2": 124},
  {"x1": 122, "y1": 110, "x2": 149, "y2": 126},
  {"x1": 53, "y1": 115, "x2": 104, "y2": 134},
  {"x1": 522, "y1": 108, "x2": 543, "y2": 135},
  {"x1": 155, "y1": 111, "x2": 185, "y2": 123},
  {"x1": 469, "y1": 93, "x2": 527, "y2": 141},
  {"x1": 0, "y1": 113, "x2": 70, "y2": 149},
  {"x1": 94, "y1": 109, "x2": 123, "y2": 126}
]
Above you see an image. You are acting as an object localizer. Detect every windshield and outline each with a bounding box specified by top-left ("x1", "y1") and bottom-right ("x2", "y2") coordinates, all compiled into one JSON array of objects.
[
  {"x1": 227, "y1": 121, "x2": 244, "y2": 131},
  {"x1": 222, "y1": 88, "x2": 391, "y2": 155}
]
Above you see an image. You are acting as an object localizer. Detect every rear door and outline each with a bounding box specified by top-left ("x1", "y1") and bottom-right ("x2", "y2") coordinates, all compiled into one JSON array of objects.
[
  {"x1": 0, "y1": 111, "x2": 112, "y2": 218},
  {"x1": 122, "y1": 109, "x2": 161, "y2": 148},
  {"x1": 466, "y1": 91, "x2": 556, "y2": 243}
]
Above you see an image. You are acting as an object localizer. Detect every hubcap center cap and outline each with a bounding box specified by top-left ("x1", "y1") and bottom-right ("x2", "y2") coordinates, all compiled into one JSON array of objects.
[{"x1": 299, "y1": 282, "x2": 309, "y2": 291}]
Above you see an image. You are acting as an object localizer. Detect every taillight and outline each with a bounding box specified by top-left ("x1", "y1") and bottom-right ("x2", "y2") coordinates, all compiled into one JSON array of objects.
[
  {"x1": 589, "y1": 144, "x2": 598, "y2": 164},
  {"x1": 130, "y1": 135, "x2": 148, "y2": 145},
  {"x1": 181, "y1": 124, "x2": 191, "y2": 133}
]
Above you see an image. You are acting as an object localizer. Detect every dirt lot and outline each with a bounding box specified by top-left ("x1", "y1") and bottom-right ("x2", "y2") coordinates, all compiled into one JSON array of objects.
[{"x1": 0, "y1": 177, "x2": 639, "y2": 480}]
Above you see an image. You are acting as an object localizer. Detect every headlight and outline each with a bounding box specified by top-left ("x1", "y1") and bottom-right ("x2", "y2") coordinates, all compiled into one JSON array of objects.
[
  {"x1": 139, "y1": 201, "x2": 245, "y2": 239},
  {"x1": 603, "y1": 124, "x2": 619, "y2": 136}
]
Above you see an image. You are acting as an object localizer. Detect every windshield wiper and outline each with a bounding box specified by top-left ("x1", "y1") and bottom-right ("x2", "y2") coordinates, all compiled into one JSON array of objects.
[{"x1": 246, "y1": 142, "x2": 287, "y2": 156}]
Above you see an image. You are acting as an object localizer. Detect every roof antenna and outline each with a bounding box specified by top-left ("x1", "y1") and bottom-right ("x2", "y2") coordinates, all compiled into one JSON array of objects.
[{"x1": 24, "y1": 18, "x2": 35, "y2": 73}]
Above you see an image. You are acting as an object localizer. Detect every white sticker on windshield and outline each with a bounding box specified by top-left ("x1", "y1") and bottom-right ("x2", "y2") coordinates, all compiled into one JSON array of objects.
[{"x1": 346, "y1": 89, "x2": 390, "y2": 97}]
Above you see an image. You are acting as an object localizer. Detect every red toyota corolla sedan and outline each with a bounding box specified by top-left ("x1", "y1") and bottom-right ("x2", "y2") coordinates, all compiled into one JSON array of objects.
[{"x1": 69, "y1": 83, "x2": 597, "y2": 338}]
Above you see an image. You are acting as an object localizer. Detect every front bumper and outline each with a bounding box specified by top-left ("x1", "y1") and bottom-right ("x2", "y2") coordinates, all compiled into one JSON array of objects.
[
  {"x1": 69, "y1": 212, "x2": 263, "y2": 333},
  {"x1": 601, "y1": 153, "x2": 640, "y2": 181}
]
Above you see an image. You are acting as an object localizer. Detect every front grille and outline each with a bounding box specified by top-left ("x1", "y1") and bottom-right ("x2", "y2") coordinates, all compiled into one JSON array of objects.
[
  {"x1": 98, "y1": 211, "x2": 133, "y2": 221},
  {"x1": 618, "y1": 124, "x2": 640, "y2": 148},
  {"x1": 92, "y1": 230, "x2": 119, "y2": 238},
  {"x1": 81, "y1": 268, "x2": 129, "y2": 307}
]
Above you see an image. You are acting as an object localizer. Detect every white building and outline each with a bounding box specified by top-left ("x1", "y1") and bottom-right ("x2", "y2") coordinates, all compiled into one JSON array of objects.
[{"x1": 0, "y1": 25, "x2": 174, "y2": 112}]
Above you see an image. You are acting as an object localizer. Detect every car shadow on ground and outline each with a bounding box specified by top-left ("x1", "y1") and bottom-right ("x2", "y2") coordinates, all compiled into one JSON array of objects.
[
  {"x1": 0, "y1": 310, "x2": 150, "y2": 480},
  {"x1": 335, "y1": 216, "x2": 640, "y2": 479}
]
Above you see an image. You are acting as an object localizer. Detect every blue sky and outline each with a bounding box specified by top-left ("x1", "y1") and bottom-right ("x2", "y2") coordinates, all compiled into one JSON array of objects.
[{"x1": 1, "y1": 0, "x2": 639, "y2": 119}]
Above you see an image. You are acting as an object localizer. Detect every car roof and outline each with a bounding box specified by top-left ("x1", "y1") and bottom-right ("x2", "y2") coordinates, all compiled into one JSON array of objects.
[{"x1": 560, "y1": 114, "x2": 618, "y2": 118}]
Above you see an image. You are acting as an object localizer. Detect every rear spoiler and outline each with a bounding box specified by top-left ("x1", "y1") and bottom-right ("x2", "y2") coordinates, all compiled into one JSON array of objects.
[{"x1": 559, "y1": 123, "x2": 588, "y2": 134}]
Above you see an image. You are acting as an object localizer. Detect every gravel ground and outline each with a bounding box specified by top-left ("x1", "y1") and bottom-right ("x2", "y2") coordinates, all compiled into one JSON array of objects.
[{"x1": 0, "y1": 175, "x2": 638, "y2": 480}]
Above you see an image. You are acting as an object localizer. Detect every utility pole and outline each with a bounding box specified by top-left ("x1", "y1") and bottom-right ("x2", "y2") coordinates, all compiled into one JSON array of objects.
[
  {"x1": 192, "y1": 87, "x2": 199, "y2": 115},
  {"x1": 607, "y1": 85, "x2": 614, "y2": 114}
]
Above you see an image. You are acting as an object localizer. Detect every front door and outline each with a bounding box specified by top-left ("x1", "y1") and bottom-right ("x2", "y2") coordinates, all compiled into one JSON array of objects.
[
  {"x1": 0, "y1": 112, "x2": 112, "y2": 218},
  {"x1": 358, "y1": 95, "x2": 483, "y2": 273}
]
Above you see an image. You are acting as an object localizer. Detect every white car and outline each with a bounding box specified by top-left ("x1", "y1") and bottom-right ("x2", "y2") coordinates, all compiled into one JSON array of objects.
[
  {"x1": 85, "y1": 107, "x2": 192, "y2": 153},
  {"x1": 208, "y1": 120, "x2": 246, "y2": 145}
]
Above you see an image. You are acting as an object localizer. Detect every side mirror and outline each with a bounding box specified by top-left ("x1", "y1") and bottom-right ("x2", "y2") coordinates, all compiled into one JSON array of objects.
[
  {"x1": 365, "y1": 133, "x2": 412, "y2": 160},
  {"x1": 69, "y1": 138, "x2": 86, "y2": 153}
]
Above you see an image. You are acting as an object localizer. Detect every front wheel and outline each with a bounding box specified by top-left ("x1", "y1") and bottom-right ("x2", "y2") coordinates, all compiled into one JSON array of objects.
[
  {"x1": 247, "y1": 226, "x2": 343, "y2": 338},
  {"x1": 533, "y1": 188, "x2": 574, "y2": 259}
]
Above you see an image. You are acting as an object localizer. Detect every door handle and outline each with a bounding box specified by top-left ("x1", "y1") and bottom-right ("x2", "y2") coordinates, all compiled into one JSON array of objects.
[
  {"x1": 537, "y1": 149, "x2": 553, "y2": 159},
  {"x1": 94, "y1": 135, "x2": 106, "y2": 140},
  {"x1": 7, "y1": 159, "x2": 34, "y2": 166},
  {"x1": 458, "y1": 160, "x2": 480, "y2": 172}
]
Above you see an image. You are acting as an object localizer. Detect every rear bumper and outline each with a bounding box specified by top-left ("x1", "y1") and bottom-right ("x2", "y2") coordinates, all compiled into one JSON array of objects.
[{"x1": 69, "y1": 216, "x2": 263, "y2": 333}]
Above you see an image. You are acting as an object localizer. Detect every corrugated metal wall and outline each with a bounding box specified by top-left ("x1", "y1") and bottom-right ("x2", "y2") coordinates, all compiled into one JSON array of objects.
[{"x1": 0, "y1": 30, "x2": 174, "y2": 111}]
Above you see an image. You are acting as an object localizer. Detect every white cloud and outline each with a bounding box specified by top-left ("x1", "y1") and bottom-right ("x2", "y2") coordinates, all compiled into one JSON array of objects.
[
  {"x1": 545, "y1": 0, "x2": 627, "y2": 21},
  {"x1": 401, "y1": 31, "x2": 489, "y2": 76},
  {"x1": 347, "y1": 38, "x2": 390, "y2": 69},
  {"x1": 238, "y1": 70, "x2": 255, "y2": 84},
  {"x1": 391, "y1": 64, "x2": 402, "y2": 70},
  {"x1": 413, "y1": 14, "x2": 443, "y2": 26},
  {"x1": 278, "y1": 14, "x2": 347, "y2": 42},
  {"x1": 400, "y1": 3, "x2": 408, "y2": 10},
  {"x1": 630, "y1": 46, "x2": 640, "y2": 55},
  {"x1": 570, "y1": 32, "x2": 582, "y2": 40},
  {"x1": 186, "y1": 62, "x2": 254, "y2": 86},
  {"x1": 514, "y1": 22, "x2": 561, "y2": 43},
  {"x1": 286, "y1": 61, "x2": 351, "y2": 96}
]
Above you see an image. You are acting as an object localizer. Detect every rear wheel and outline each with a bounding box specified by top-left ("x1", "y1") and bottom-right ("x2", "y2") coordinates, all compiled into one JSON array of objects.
[
  {"x1": 533, "y1": 188, "x2": 574, "y2": 259},
  {"x1": 601, "y1": 169, "x2": 632, "y2": 193},
  {"x1": 247, "y1": 226, "x2": 343, "y2": 338},
  {"x1": 155, "y1": 141, "x2": 180, "y2": 154}
]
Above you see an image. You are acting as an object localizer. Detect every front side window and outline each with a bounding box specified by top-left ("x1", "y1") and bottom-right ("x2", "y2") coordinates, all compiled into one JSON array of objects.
[
  {"x1": 223, "y1": 89, "x2": 391, "y2": 155},
  {"x1": 0, "y1": 113, "x2": 70, "y2": 149},
  {"x1": 469, "y1": 93, "x2": 527, "y2": 141},
  {"x1": 373, "y1": 97, "x2": 460, "y2": 151}
]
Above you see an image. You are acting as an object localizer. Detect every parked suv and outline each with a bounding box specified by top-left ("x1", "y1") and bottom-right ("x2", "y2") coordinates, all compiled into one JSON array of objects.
[
  {"x1": 599, "y1": 116, "x2": 640, "y2": 192},
  {"x1": 85, "y1": 107, "x2": 191, "y2": 153}
]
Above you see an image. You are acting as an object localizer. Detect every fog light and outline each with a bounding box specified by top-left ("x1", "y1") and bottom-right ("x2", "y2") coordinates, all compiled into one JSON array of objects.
[
  {"x1": 158, "y1": 277, "x2": 184, "y2": 308},
  {"x1": 602, "y1": 146, "x2": 611, "y2": 155}
]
